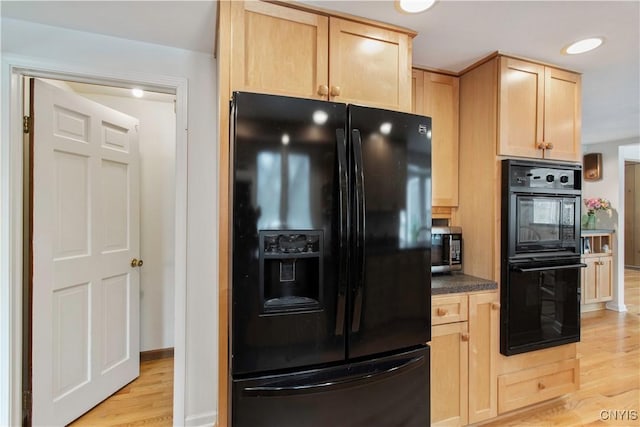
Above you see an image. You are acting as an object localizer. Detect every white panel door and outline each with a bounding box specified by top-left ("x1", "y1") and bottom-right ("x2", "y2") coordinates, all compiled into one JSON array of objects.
[{"x1": 31, "y1": 79, "x2": 140, "y2": 426}]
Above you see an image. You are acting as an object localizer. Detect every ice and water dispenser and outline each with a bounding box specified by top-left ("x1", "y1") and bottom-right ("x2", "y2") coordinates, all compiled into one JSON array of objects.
[{"x1": 259, "y1": 231, "x2": 323, "y2": 313}]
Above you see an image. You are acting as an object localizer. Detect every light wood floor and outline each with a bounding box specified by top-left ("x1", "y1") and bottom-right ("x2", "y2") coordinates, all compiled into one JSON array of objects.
[
  {"x1": 68, "y1": 270, "x2": 640, "y2": 426},
  {"x1": 68, "y1": 358, "x2": 173, "y2": 426}
]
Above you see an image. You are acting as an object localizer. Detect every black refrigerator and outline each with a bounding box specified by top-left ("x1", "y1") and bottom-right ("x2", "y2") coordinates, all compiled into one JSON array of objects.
[{"x1": 230, "y1": 92, "x2": 432, "y2": 427}]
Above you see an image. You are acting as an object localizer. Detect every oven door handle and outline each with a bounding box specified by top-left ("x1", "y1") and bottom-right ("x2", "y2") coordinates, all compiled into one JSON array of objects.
[{"x1": 511, "y1": 263, "x2": 587, "y2": 273}]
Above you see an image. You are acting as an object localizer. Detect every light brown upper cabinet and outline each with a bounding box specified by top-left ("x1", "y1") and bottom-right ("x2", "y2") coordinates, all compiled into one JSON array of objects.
[
  {"x1": 329, "y1": 18, "x2": 411, "y2": 111},
  {"x1": 230, "y1": 1, "x2": 329, "y2": 100},
  {"x1": 413, "y1": 69, "x2": 459, "y2": 206},
  {"x1": 499, "y1": 57, "x2": 581, "y2": 161},
  {"x1": 230, "y1": 1, "x2": 413, "y2": 111}
]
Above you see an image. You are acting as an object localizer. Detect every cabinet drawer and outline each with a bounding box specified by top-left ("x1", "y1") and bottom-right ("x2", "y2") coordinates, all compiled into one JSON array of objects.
[
  {"x1": 432, "y1": 294, "x2": 468, "y2": 325},
  {"x1": 498, "y1": 359, "x2": 579, "y2": 414}
]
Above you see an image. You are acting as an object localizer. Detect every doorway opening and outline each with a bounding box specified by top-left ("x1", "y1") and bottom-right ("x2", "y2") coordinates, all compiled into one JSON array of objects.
[
  {"x1": 624, "y1": 161, "x2": 640, "y2": 269},
  {"x1": 5, "y1": 65, "x2": 188, "y2": 426},
  {"x1": 624, "y1": 159, "x2": 640, "y2": 316}
]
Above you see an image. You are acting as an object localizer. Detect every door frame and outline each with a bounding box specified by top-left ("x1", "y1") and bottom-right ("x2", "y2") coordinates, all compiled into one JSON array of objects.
[
  {"x1": 1, "y1": 56, "x2": 188, "y2": 425},
  {"x1": 612, "y1": 142, "x2": 640, "y2": 312}
]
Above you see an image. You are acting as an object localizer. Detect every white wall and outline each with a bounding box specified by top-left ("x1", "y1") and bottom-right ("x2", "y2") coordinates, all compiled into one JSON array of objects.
[
  {"x1": 583, "y1": 137, "x2": 640, "y2": 311},
  {"x1": 1, "y1": 18, "x2": 218, "y2": 425},
  {"x1": 81, "y1": 92, "x2": 177, "y2": 352}
]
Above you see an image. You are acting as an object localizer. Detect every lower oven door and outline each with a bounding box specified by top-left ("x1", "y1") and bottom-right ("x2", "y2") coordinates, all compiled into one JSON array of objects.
[{"x1": 501, "y1": 257, "x2": 586, "y2": 356}]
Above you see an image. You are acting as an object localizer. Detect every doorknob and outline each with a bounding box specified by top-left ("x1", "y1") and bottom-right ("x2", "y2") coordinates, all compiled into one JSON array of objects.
[{"x1": 131, "y1": 258, "x2": 144, "y2": 268}]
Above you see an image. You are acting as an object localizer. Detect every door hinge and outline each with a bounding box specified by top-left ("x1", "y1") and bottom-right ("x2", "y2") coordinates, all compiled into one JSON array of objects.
[
  {"x1": 22, "y1": 390, "x2": 32, "y2": 411},
  {"x1": 23, "y1": 116, "x2": 31, "y2": 134}
]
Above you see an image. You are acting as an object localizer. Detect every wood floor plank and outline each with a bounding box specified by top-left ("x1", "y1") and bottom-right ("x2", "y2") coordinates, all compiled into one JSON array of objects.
[{"x1": 68, "y1": 358, "x2": 173, "y2": 426}]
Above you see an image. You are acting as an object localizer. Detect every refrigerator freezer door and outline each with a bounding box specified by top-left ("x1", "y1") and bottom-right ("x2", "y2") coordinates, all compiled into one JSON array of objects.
[
  {"x1": 348, "y1": 106, "x2": 432, "y2": 359},
  {"x1": 232, "y1": 346, "x2": 430, "y2": 427},
  {"x1": 231, "y1": 92, "x2": 348, "y2": 375}
]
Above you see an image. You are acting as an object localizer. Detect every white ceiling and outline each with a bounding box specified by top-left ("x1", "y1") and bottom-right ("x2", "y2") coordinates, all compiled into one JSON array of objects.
[{"x1": 2, "y1": 0, "x2": 638, "y2": 145}]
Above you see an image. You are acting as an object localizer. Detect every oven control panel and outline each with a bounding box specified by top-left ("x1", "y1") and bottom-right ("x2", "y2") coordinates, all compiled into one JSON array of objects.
[{"x1": 509, "y1": 165, "x2": 580, "y2": 190}]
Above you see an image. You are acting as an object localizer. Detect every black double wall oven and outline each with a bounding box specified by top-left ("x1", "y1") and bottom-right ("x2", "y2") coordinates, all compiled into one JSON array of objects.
[
  {"x1": 501, "y1": 159, "x2": 585, "y2": 356},
  {"x1": 230, "y1": 92, "x2": 432, "y2": 426}
]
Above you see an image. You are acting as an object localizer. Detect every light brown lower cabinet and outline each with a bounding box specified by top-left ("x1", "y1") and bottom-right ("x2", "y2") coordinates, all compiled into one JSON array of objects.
[
  {"x1": 496, "y1": 343, "x2": 580, "y2": 415},
  {"x1": 431, "y1": 321, "x2": 469, "y2": 426},
  {"x1": 467, "y1": 293, "x2": 499, "y2": 423},
  {"x1": 431, "y1": 291, "x2": 499, "y2": 426},
  {"x1": 497, "y1": 359, "x2": 579, "y2": 413},
  {"x1": 581, "y1": 256, "x2": 613, "y2": 305}
]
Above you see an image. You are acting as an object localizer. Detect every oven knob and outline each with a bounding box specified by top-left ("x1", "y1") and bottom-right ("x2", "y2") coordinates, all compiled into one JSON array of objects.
[
  {"x1": 546, "y1": 174, "x2": 555, "y2": 183},
  {"x1": 560, "y1": 175, "x2": 569, "y2": 184}
]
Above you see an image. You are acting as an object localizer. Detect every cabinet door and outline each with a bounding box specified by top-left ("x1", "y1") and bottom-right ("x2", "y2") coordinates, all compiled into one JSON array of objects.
[
  {"x1": 230, "y1": 1, "x2": 329, "y2": 99},
  {"x1": 543, "y1": 67, "x2": 581, "y2": 161},
  {"x1": 423, "y1": 72, "x2": 459, "y2": 207},
  {"x1": 329, "y1": 18, "x2": 411, "y2": 111},
  {"x1": 581, "y1": 257, "x2": 598, "y2": 304},
  {"x1": 431, "y1": 322, "x2": 469, "y2": 427},
  {"x1": 597, "y1": 256, "x2": 613, "y2": 301},
  {"x1": 468, "y1": 293, "x2": 499, "y2": 423},
  {"x1": 498, "y1": 57, "x2": 545, "y2": 158}
]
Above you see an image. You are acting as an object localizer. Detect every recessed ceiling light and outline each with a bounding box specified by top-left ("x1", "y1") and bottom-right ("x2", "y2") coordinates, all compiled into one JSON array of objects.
[
  {"x1": 131, "y1": 88, "x2": 144, "y2": 98},
  {"x1": 396, "y1": 0, "x2": 436, "y2": 14},
  {"x1": 563, "y1": 37, "x2": 604, "y2": 55}
]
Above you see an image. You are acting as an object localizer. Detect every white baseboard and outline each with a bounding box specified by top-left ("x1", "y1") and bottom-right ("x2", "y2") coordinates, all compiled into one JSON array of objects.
[
  {"x1": 605, "y1": 301, "x2": 628, "y2": 312},
  {"x1": 183, "y1": 410, "x2": 217, "y2": 427}
]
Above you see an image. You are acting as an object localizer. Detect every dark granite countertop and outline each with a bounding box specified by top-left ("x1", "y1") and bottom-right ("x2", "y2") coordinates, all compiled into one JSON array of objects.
[{"x1": 432, "y1": 272, "x2": 498, "y2": 295}]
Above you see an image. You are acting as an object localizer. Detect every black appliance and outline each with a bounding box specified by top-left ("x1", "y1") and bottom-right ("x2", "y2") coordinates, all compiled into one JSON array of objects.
[
  {"x1": 431, "y1": 226, "x2": 462, "y2": 273},
  {"x1": 230, "y1": 92, "x2": 432, "y2": 426},
  {"x1": 501, "y1": 159, "x2": 586, "y2": 356}
]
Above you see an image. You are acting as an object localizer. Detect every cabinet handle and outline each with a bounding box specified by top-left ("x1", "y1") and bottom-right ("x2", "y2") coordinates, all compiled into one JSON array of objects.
[
  {"x1": 317, "y1": 85, "x2": 329, "y2": 96},
  {"x1": 330, "y1": 85, "x2": 341, "y2": 97},
  {"x1": 538, "y1": 382, "x2": 546, "y2": 390},
  {"x1": 436, "y1": 307, "x2": 448, "y2": 316},
  {"x1": 491, "y1": 302, "x2": 500, "y2": 310},
  {"x1": 461, "y1": 333, "x2": 470, "y2": 342},
  {"x1": 537, "y1": 142, "x2": 546, "y2": 150},
  {"x1": 545, "y1": 142, "x2": 554, "y2": 150}
]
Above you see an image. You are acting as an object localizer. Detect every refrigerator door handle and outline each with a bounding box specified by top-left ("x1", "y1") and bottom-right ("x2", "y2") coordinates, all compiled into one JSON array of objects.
[
  {"x1": 351, "y1": 129, "x2": 366, "y2": 333},
  {"x1": 335, "y1": 128, "x2": 349, "y2": 336},
  {"x1": 241, "y1": 354, "x2": 425, "y2": 397}
]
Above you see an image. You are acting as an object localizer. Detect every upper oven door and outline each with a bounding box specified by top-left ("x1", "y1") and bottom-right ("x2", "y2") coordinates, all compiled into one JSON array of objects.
[{"x1": 509, "y1": 194, "x2": 581, "y2": 256}]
